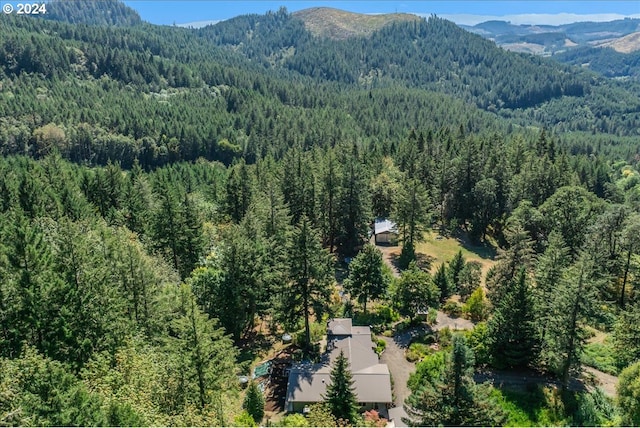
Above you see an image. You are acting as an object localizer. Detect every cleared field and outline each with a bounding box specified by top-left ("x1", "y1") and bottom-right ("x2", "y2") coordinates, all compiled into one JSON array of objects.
[{"x1": 415, "y1": 230, "x2": 497, "y2": 282}]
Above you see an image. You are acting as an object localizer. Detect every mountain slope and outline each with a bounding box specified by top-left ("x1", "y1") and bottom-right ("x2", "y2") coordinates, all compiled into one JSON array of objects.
[
  {"x1": 292, "y1": 7, "x2": 421, "y2": 40},
  {"x1": 599, "y1": 32, "x2": 640, "y2": 53},
  {"x1": 41, "y1": 0, "x2": 142, "y2": 26}
]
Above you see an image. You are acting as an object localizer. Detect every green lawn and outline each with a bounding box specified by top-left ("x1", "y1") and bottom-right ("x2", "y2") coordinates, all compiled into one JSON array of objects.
[{"x1": 415, "y1": 230, "x2": 497, "y2": 281}]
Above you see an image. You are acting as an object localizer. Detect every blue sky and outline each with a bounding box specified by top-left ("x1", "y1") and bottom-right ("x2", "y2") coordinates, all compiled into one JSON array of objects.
[{"x1": 117, "y1": 1, "x2": 640, "y2": 26}]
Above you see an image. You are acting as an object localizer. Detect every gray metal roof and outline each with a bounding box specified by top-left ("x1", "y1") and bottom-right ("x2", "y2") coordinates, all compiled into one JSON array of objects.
[
  {"x1": 374, "y1": 219, "x2": 398, "y2": 235},
  {"x1": 286, "y1": 318, "x2": 392, "y2": 406}
]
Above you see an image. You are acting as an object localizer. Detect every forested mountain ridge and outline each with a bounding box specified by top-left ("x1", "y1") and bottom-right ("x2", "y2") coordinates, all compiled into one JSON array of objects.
[
  {"x1": 41, "y1": 0, "x2": 143, "y2": 26},
  {"x1": 0, "y1": 6, "x2": 637, "y2": 172}
]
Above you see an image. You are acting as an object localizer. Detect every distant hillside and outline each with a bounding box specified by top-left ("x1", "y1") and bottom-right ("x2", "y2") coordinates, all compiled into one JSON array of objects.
[
  {"x1": 461, "y1": 18, "x2": 640, "y2": 78},
  {"x1": 292, "y1": 7, "x2": 421, "y2": 40},
  {"x1": 599, "y1": 32, "x2": 640, "y2": 53},
  {"x1": 463, "y1": 18, "x2": 640, "y2": 56},
  {"x1": 41, "y1": 0, "x2": 142, "y2": 26}
]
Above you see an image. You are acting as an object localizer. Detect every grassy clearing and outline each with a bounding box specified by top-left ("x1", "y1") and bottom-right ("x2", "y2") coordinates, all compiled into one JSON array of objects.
[
  {"x1": 415, "y1": 230, "x2": 497, "y2": 281},
  {"x1": 294, "y1": 7, "x2": 421, "y2": 40},
  {"x1": 490, "y1": 386, "x2": 569, "y2": 427}
]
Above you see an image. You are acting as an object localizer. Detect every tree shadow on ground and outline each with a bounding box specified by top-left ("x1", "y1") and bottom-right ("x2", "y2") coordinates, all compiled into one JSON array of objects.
[
  {"x1": 236, "y1": 331, "x2": 276, "y2": 371},
  {"x1": 454, "y1": 229, "x2": 497, "y2": 260},
  {"x1": 389, "y1": 252, "x2": 436, "y2": 273}
]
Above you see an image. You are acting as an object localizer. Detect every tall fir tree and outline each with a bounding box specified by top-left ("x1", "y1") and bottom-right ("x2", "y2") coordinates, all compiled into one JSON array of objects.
[
  {"x1": 487, "y1": 267, "x2": 539, "y2": 368},
  {"x1": 343, "y1": 244, "x2": 390, "y2": 314},
  {"x1": 403, "y1": 335, "x2": 505, "y2": 427},
  {"x1": 393, "y1": 175, "x2": 431, "y2": 268},
  {"x1": 281, "y1": 216, "x2": 333, "y2": 350},
  {"x1": 434, "y1": 262, "x2": 451, "y2": 303},
  {"x1": 336, "y1": 144, "x2": 371, "y2": 257},
  {"x1": 243, "y1": 380, "x2": 265, "y2": 424},
  {"x1": 324, "y1": 350, "x2": 359, "y2": 425}
]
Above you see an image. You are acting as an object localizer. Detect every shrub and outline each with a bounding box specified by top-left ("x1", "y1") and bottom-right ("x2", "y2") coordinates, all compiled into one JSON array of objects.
[
  {"x1": 234, "y1": 411, "x2": 257, "y2": 427},
  {"x1": 427, "y1": 308, "x2": 438, "y2": 326},
  {"x1": 277, "y1": 414, "x2": 309, "y2": 427},
  {"x1": 406, "y1": 342, "x2": 431, "y2": 362},
  {"x1": 462, "y1": 287, "x2": 488, "y2": 322},
  {"x1": 465, "y1": 322, "x2": 491, "y2": 366},
  {"x1": 582, "y1": 341, "x2": 617, "y2": 375},
  {"x1": 442, "y1": 300, "x2": 462, "y2": 318},
  {"x1": 438, "y1": 326, "x2": 453, "y2": 349},
  {"x1": 407, "y1": 351, "x2": 446, "y2": 392}
]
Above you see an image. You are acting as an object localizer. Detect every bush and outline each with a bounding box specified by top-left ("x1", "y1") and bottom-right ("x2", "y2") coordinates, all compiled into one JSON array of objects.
[
  {"x1": 437, "y1": 327, "x2": 453, "y2": 349},
  {"x1": 407, "y1": 351, "x2": 446, "y2": 392},
  {"x1": 406, "y1": 342, "x2": 431, "y2": 362},
  {"x1": 442, "y1": 300, "x2": 462, "y2": 318},
  {"x1": 234, "y1": 411, "x2": 257, "y2": 427},
  {"x1": 582, "y1": 341, "x2": 618, "y2": 375},
  {"x1": 463, "y1": 287, "x2": 488, "y2": 322},
  {"x1": 277, "y1": 414, "x2": 309, "y2": 427},
  {"x1": 618, "y1": 361, "x2": 640, "y2": 426},
  {"x1": 375, "y1": 338, "x2": 386, "y2": 355},
  {"x1": 427, "y1": 308, "x2": 438, "y2": 326},
  {"x1": 377, "y1": 305, "x2": 400, "y2": 324},
  {"x1": 465, "y1": 322, "x2": 491, "y2": 366}
]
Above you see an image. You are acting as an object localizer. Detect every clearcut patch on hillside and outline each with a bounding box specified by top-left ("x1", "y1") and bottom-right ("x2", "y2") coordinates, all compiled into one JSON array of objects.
[{"x1": 293, "y1": 7, "x2": 422, "y2": 40}]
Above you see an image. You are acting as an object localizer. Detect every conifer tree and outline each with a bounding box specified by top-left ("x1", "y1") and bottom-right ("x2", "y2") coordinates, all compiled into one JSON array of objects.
[
  {"x1": 324, "y1": 350, "x2": 359, "y2": 425},
  {"x1": 344, "y1": 244, "x2": 390, "y2": 314},
  {"x1": 539, "y1": 255, "x2": 600, "y2": 391},
  {"x1": 393, "y1": 176, "x2": 430, "y2": 267},
  {"x1": 336, "y1": 144, "x2": 371, "y2": 257},
  {"x1": 281, "y1": 216, "x2": 333, "y2": 350},
  {"x1": 487, "y1": 267, "x2": 539, "y2": 368},
  {"x1": 448, "y1": 250, "x2": 466, "y2": 292},
  {"x1": 434, "y1": 263, "x2": 451, "y2": 303},
  {"x1": 243, "y1": 380, "x2": 265, "y2": 424},
  {"x1": 403, "y1": 335, "x2": 505, "y2": 427}
]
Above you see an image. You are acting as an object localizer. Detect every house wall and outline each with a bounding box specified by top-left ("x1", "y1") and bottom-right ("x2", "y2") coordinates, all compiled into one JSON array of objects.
[{"x1": 375, "y1": 232, "x2": 397, "y2": 245}]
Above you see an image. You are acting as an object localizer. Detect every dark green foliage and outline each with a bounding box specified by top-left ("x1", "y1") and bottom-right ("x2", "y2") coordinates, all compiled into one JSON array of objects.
[
  {"x1": 539, "y1": 255, "x2": 600, "y2": 391},
  {"x1": 323, "y1": 350, "x2": 359, "y2": 425},
  {"x1": 393, "y1": 176, "x2": 431, "y2": 262},
  {"x1": 458, "y1": 261, "x2": 482, "y2": 301},
  {"x1": 243, "y1": 381, "x2": 265, "y2": 424},
  {"x1": 434, "y1": 262, "x2": 451, "y2": 303},
  {"x1": 344, "y1": 244, "x2": 390, "y2": 313},
  {"x1": 448, "y1": 250, "x2": 466, "y2": 292},
  {"x1": 393, "y1": 262, "x2": 439, "y2": 321},
  {"x1": 618, "y1": 361, "x2": 640, "y2": 427},
  {"x1": 0, "y1": 347, "x2": 108, "y2": 426},
  {"x1": 613, "y1": 305, "x2": 640, "y2": 371},
  {"x1": 487, "y1": 268, "x2": 539, "y2": 368},
  {"x1": 42, "y1": 0, "x2": 143, "y2": 26},
  {"x1": 403, "y1": 335, "x2": 506, "y2": 427},
  {"x1": 281, "y1": 216, "x2": 333, "y2": 350},
  {"x1": 335, "y1": 144, "x2": 371, "y2": 257},
  {"x1": 486, "y1": 225, "x2": 535, "y2": 305}
]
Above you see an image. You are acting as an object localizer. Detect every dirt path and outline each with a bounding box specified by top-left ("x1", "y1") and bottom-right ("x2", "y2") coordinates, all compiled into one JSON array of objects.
[{"x1": 584, "y1": 366, "x2": 618, "y2": 397}]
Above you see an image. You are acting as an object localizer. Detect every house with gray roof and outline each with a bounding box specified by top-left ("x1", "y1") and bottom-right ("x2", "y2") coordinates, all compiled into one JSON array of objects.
[{"x1": 285, "y1": 318, "x2": 393, "y2": 414}]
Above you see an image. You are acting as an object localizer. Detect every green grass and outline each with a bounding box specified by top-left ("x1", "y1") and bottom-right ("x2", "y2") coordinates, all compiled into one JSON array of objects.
[
  {"x1": 294, "y1": 7, "x2": 421, "y2": 40},
  {"x1": 490, "y1": 386, "x2": 570, "y2": 427},
  {"x1": 582, "y1": 340, "x2": 618, "y2": 375},
  {"x1": 415, "y1": 231, "x2": 496, "y2": 280}
]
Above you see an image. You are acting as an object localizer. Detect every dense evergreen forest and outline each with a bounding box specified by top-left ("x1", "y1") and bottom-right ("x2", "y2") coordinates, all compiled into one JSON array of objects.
[{"x1": 1, "y1": 1, "x2": 640, "y2": 426}]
